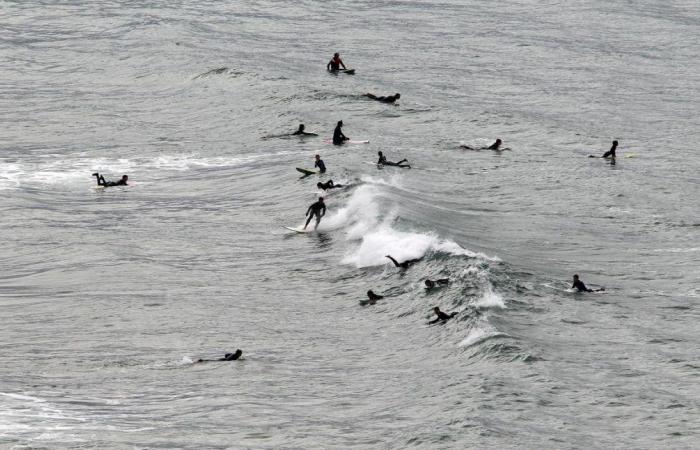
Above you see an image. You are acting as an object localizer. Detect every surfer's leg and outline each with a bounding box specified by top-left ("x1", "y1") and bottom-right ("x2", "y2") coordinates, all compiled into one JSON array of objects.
[
  {"x1": 304, "y1": 215, "x2": 313, "y2": 229},
  {"x1": 314, "y1": 213, "x2": 321, "y2": 230}
]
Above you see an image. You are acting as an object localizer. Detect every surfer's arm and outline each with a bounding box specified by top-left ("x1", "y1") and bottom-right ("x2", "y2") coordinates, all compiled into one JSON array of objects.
[
  {"x1": 326, "y1": 61, "x2": 331, "y2": 70},
  {"x1": 385, "y1": 255, "x2": 400, "y2": 267},
  {"x1": 320, "y1": 205, "x2": 326, "y2": 217},
  {"x1": 340, "y1": 60, "x2": 346, "y2": 69},
  {"x1": 306, "y1": 206, "x2": 312, "y2": 216}
]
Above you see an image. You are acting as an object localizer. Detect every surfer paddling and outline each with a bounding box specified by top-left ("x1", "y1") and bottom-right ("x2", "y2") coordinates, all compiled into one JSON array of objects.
[
  {"x1": 317, "y1": 180, "x2": 342, "y2": 191},
  {"x1": 429, "y1": 306, "x2": 457, "y2": 324},
  {"x1": 365, "y1": 93, "x2": 401, "y2": 104},
  {"x1": 572, "y1": 274, "x2": 605, "y2": 293},
  {"x1": 292, "y1": 124, "x2": 318, "y2": 136},
  {"x1": 92, "y1": 173, "x2": 128, "y2": 187},
  {"x1": 365, "y1": 290, "x2": 384, "y2": 305},
  {"x1": 385, "y1": 255, "x2": 422, "y2": 269},
  {"x1": 425, "y1": 279, "x2": 449, "y2": 289},
  {"x1": 460, "y1": 139, "x2": 503, "y2": 150},
  {"x1": 304, "y1": 197, "x2": 326, "y2": 230},
  {"x1": 332, "y1": 120, "x2": 349, "y2": 145},
  {"x1": 377, "y1": 151, "x2": 410, "y2": 168},
  {"x1": 197, "y1": 349, "x2": 243, "y2": 362},
  {"x1": 326, "y1": 52, "x2": 347, "y2": 72}
]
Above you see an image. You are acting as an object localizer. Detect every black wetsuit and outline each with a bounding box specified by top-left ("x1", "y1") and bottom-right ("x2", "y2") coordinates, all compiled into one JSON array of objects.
[
  {"x1": 95, "y1": 174, "x2": 127, "y2": 187},
  {"x1": 292, "y1": 130, "x2": 317, "y2": 136},
  {"x1": 602, "y1": 143, "x2": 617, "y2": 158},
  {"x1": 366, "y1": 94, "x2": 399, "y2": 104},
  {"x1": 426, "y1": 279, "x2": 449, "y2": 288},
  {"x1": 305, "y1": 200, "x2": 326, "y2": 229},
  {"x1": 318, "y1": 180, "x2": 342, "y2": 190},
  {"x1": 487, "y1": 141, "x2": 501, "y2": 150},
  {"x1": 315, "y1": 159, "x2": 327, "y2": 173},
  {"x1": 378, "y1": 155, "x2": 410, "y2": 167},
  {"x1": 386, "y1": 255, "x2": 422, "y2": 269},
  {"x1": 429, "y1": 310, "x2": 457, "y2": 324},
  {"x1": 572, "y1": 279, "x2": 593, "y2": 292},
  {"x1": 333, "y1": 125, "x2": 347, "y2": 145}
]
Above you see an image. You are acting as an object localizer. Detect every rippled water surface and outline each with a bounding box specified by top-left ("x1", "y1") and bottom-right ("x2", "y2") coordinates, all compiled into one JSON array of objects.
[{"x1": 1, "y1": 0, "x2": 699, "y2": 448}]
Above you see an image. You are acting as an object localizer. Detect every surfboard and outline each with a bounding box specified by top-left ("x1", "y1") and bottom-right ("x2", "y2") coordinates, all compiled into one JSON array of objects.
[
  {"x1": 283, "y1": 226, "x2": 314, "y2": 233},
  {"x1": 322, "y1": 139, "x2": 369, "y2": 145},
  {"x1": 296, "y1": 168, "x2": 318, "y2": 176},
  {"x1": 329, "y1": 68, "x2": 355, "y2": 75}
]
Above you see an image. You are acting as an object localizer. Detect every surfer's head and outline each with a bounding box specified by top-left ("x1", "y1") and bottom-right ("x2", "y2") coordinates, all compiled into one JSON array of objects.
[
  {"x1": 495, "y1": 139, "x2": 502, "y2": 145},
  {"x1": 433, "y1": 306, "x2": 441, "y2": 313},
  {"x1": 612, "y1": 140, "x2": 618, "y2": 147},
  {"x1": 121, "y1": 175, "x2": 128, "y2": 181},
  {"x1": 337, "y1": 120, "x2": 343, "y2": 127},
  {"x1": 395, "y1": 93, "x2": 401, "y2": 99},
  {"x1": 425, "y1": 280, "x2": 435, "y2": 288},
  {"x1": 298, "y1": 124, "x2": 305, "y2": 131},
  {"x1": 334, "y1": 52, "x2": 339, "y2": 58},
  {"x1": 573, "y1": 274, "x2": 580, "y2": 281},
  {"x1": 315, "y1": 154, "x2": 320, "y2": 160},
  {"x1": 378, "y1": 151, "x2": 383, "y2": 156},
  {"x1": 319, "y1": 197, "x2": 324, "y2": 202}
]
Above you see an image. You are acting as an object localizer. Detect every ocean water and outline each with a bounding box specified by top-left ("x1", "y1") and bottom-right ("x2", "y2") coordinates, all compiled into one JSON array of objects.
[{"x1": 1, "y1": 0, "x2": 699, "y2": 448}]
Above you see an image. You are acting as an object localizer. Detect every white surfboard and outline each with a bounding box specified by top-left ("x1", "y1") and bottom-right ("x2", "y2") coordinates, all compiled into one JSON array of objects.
[{"x1": 283, "y1": 226, "x2": 315, "y2": 233}]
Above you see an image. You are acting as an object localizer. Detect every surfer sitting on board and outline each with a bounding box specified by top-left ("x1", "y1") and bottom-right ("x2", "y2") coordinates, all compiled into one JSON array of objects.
[
  {"x1": 429, "y1": 306, "x2": 457, "y2": 324},
  {"x1": 572, "y1": 274, "x2": 605, "y2": 293},
  {"x1": 333, "y1": 121, "x2": 349, "y2": 145},
  {"x1": 460, "y1": 139, "x2": 503, "y2": 150},
  {"x1": 589, "y1": 140, "x2": 618, "y2": 159},
  {"x1": 292, "y1": 124, "x2": 318, "y2": 136},
  {"x1": 197, "y1": 349, "x2": 243, "y2": 362},
  {"x1": 425, "y1": 279, "x2": 449, "y2": 289},
  {"x1": 385, "y1": 255, "x2": 422, "y2": 269},
  {"x1": 314, "y1": 154, "x2": 326, "y2": 173},
  {"x1": 377, "y1": 151, "x2": 410, "y2": 168},
  {"x1": 317, "y1": 180, "x2": 342, "y2": 191},
  {"x1": 326, "y1": 52, "x2": 347, "y2": 71},
  {"x1": 304, "y1": 197, "x2": 326, "y2": 230},
  {"x1": 93, "y1": 173, "x2": 128, "y2": 187},
  {"x1": 365, "y1": 93, "x2": 401, "y2": 104}
]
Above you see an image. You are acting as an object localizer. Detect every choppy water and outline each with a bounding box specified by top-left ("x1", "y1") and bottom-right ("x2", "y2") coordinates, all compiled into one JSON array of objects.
[{"x1": 1, "y1": 1, "x2": 699, "y2": 448}]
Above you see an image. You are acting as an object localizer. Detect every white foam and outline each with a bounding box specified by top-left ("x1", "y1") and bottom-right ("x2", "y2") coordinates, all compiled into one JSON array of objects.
[{"x1": 459, "y1": 326, "x2": 507, "y2": 347}]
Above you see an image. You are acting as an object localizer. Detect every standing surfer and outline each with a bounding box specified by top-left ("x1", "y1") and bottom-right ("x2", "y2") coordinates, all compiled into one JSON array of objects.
[{"x1": 304, "y1": 197, "x2": 326, "y2": 230}]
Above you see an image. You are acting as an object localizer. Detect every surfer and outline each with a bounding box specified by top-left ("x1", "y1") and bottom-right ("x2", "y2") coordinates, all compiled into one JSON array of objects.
[
  {"x1": 385, "y1": 255, "x2": 422, "y2": 269},
  {"x1": 304, "y1": 197, "x2": 326, "y2": 230},
  {"x1": 365, "y1": 93, "x2": 401, "y2": 104},
  {"x1": 314, "y1": 154, "x2": 326, "y2": 173},
  {"x1": 589, "y1": 140, "x2": 618, "y2": 159},
  {"x1": 460, "y1": 139, "x2": 503, "y2": 150},
  {"x1": 377, "y1": 151, "x2": 410, "y2": 168},
  {"x1": 366, "y1": 290, "x2": 384, "y2": 305},
  {"x1": 326, "y1": 52, "x2": 347, "y2": 71},
  {"x1": 197, "y1": 349, "x2": 243, "y2": 362},
  {"x1": 333, "y1": 121, "x2": 349, "y2": 145},
  {"x1": 572, "y1": 274, "x2": 605, "y2": 293},
  {"x1": 429, "y1": 306, "x2": 457, "y2": 324},
  {"x1": 292, "y1": 124, "x2": 318, "y2": 136},
  {"x1": 92, "y1": 173, "x2": 128, "y2": 187},
  {"x1": 425, "y1": 279, "x2": 449, "y2": 289},
  {"x1": 317, "y1": 180, "x2": 342, "y2": 190}
]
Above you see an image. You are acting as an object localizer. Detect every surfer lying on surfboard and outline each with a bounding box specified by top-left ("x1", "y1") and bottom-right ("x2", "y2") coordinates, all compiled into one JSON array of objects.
[
  {"x1": 425, "y1": 279, "x2": 449, "y2": 289},
  {"x1": 92, "y1": 172, "x2": 128, "y2": 187},
  {"x1": 365, "y1": 93, "x2": 401, "y2": 104},
  {"x1": 292, "y1": 124, "x2": 318, "y2": 136},
  {"x1": 304, "y1": 197, "x2": 326, "y2": 230},
  {"x1": 386, "y1": 255, "x2": 422, "y2": 269},
  {"x1": 378, "y1": 151, "x2": 410, "y2": 168},
  {"x1": 364, "y1": 290, "x2": 384, "y2": 305},
  {"x1": 429, "y1": 306, "x2": 457, "y2": 324},
  {"x1": 197, "y1": 349, "x2": 243, "y2": 362},
  {"x1": 317, "y1": 180, "x2": 342, "y2": 191},
  {"x1": 572, "y1": 274, "x2": 605, "y2": 293},
  {"x1": 460, "y1": 139, "x2": 505, "y2": 151}
]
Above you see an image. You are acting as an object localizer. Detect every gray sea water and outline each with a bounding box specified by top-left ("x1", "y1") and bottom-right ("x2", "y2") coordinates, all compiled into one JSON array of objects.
[{"x1": 1, "y1": 0, "x2": 699, "y2": 448}]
